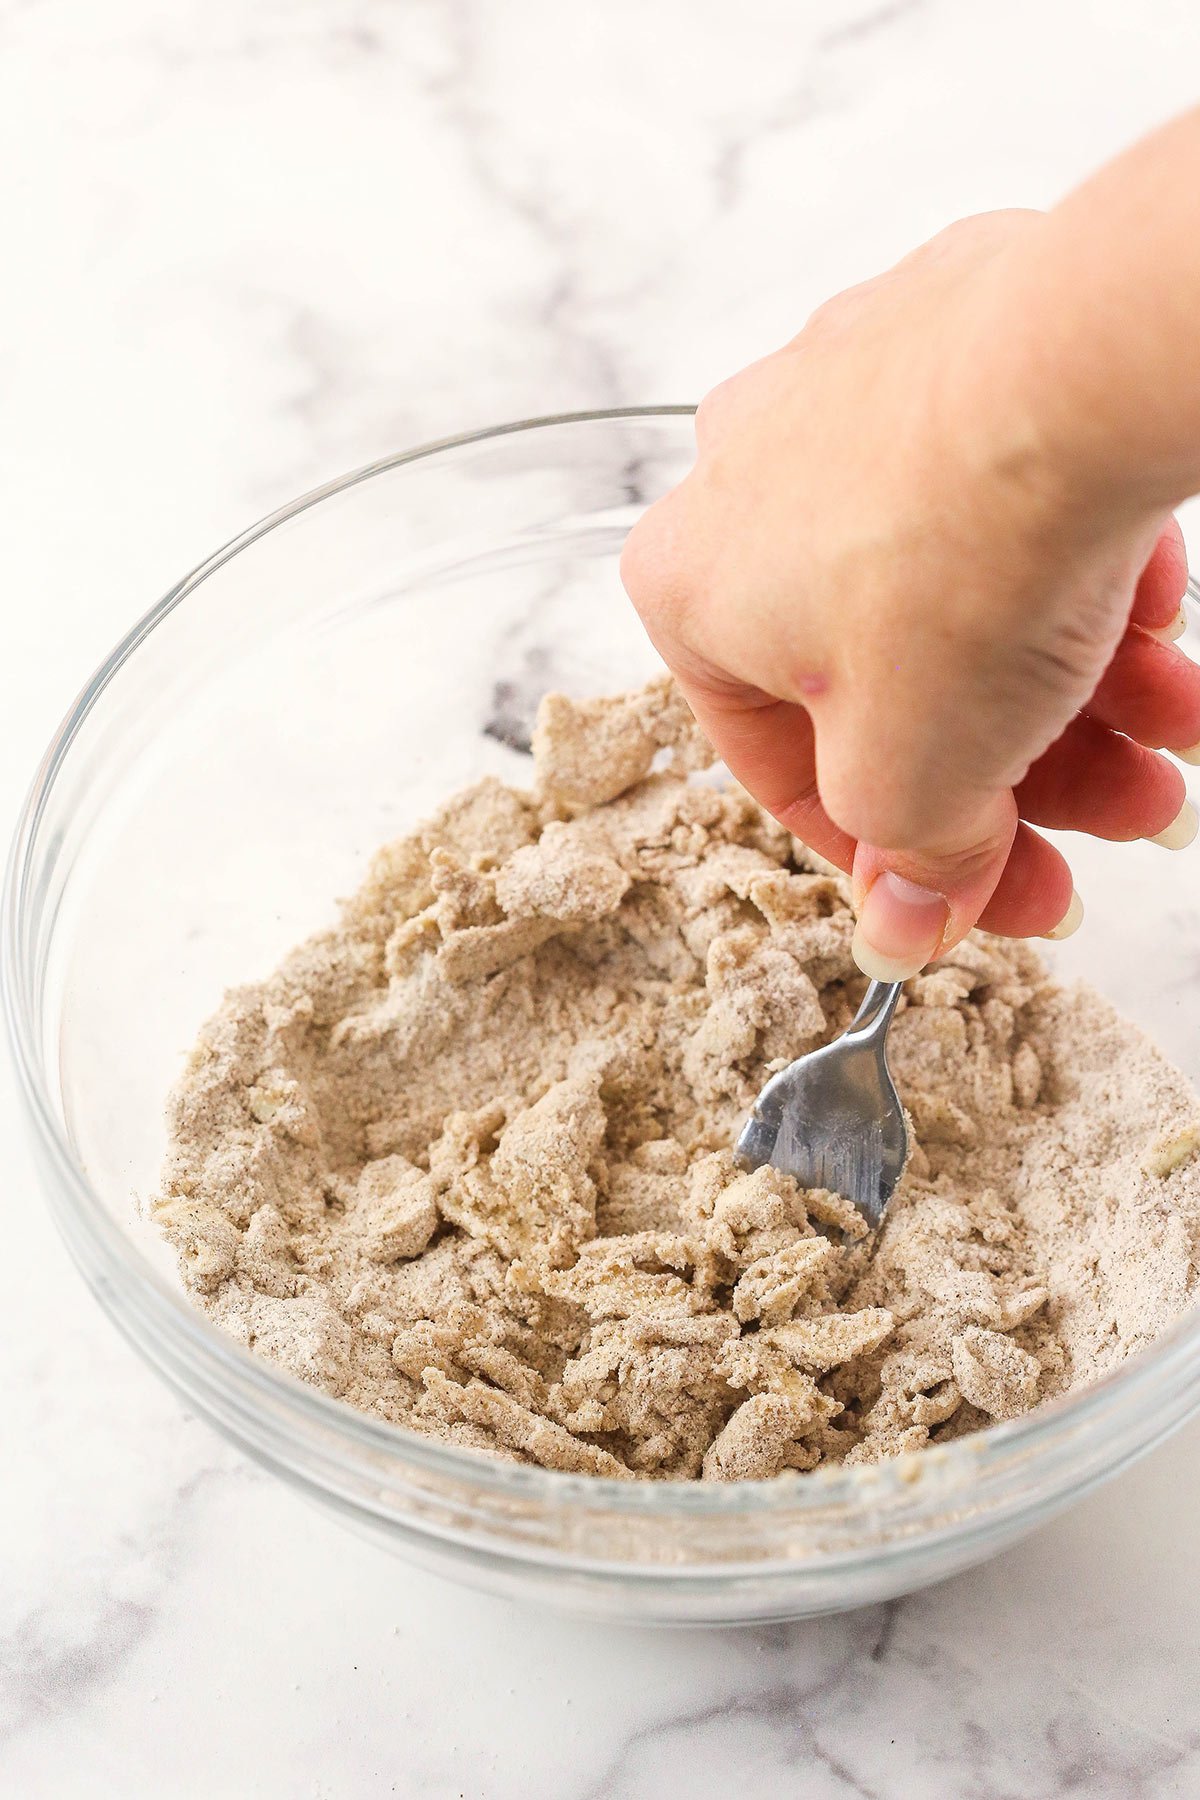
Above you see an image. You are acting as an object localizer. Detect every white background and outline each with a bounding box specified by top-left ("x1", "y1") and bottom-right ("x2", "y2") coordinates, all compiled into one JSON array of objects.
[{"x1": 5, "y1": 3, "x2": 1200, "y2": 1795}]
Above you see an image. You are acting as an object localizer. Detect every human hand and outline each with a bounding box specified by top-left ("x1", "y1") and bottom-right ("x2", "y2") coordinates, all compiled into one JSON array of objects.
[{"x1": 621, "y1": 210, "x2": 1200, "y2": 980}]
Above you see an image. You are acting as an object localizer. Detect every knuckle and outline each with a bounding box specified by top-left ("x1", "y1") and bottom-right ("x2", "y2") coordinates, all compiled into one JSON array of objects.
[
  {"x1": 802, "y1": 292, "x2": 851, "y2": 336},
  {"x1": 907, "y1": 209, "x2": 1040, "y2": 267},
  {"x1": 693, "y1": 375, "x2": 742, "y2": 446},
  {"x1": 619, "y1": 495, "x2": 691, "y2": 624},
  {"x1": 618, "y1": 519, "x2": 654, "y2": 608},
  {"x1": 796, "y1": 281, "x2": 886, "y2": 344},
  {"x1": 1014, "y1": 617, "x2": 1106, "y2": 704}
]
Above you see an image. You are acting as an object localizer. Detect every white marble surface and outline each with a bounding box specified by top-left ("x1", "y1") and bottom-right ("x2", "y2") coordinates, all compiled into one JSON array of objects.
[{"x1": 6, "y1": 2, "x2": 1200, "y2": 1794}]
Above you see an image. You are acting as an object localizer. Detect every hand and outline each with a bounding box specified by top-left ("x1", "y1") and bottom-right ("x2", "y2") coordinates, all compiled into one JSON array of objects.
[{"x1": 621, "y1": 211, "x2": 1200, "y2": 980}]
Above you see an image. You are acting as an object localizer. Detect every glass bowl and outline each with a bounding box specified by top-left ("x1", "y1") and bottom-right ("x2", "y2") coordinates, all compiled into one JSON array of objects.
[{"x1": 7, "y1": 409, "x2": 1200, "y2": 1626}]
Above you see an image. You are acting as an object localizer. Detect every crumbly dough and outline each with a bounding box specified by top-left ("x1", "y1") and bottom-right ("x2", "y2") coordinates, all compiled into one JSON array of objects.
[{"x1": 153, "y1": 677, "x2": 1200, "y2": 1481}]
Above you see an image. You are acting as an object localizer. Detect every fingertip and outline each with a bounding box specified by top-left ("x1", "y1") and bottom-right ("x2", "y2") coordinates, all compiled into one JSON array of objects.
[
  {"x1": 1086, "y1": 628, "x2": 1200, "y2": 751},
  {"x1": 975, "y1": 824, "x2": 1075, "y2": 939},
  {"x1": 1143, "y1": 608, "x2": 1186, "y2": 645},
  {"x1": 852, "y1": 871, "x2": 950, "y2": 982},
  {"x1": 1148, "y1": 798, "x2": 1199, "y2": 850},
  {"x1": 1016, "y1": 718, "x2": 1186, "y2": 842},
  {"x1": 1132, "y1": 515, "x2": 1189, "y2": 630},
  {"x1": 1041, "y1": 889, "x2": 1083, "y2": 941}
]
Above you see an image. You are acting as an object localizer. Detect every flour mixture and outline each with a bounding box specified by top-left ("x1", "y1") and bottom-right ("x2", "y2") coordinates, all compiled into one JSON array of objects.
[{"x1": 153, "y1": 678, "x2": 1200, "y2": 1480}]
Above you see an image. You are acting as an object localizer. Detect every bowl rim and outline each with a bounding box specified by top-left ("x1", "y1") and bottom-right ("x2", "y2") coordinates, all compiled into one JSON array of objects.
[{"x1": 7, "y1": 404, "x2": 1200, "y2": 1525}]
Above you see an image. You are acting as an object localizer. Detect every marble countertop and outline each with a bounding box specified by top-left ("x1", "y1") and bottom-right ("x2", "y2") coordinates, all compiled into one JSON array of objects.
[{"x1": 6, "y1": 3, "x2": 1200, "y2": 1794}]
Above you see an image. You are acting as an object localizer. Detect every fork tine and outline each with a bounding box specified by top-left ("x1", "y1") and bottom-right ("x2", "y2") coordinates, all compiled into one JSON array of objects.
[{"x1": 735, "y1": 979, "x2": 907, "y2": 1228}]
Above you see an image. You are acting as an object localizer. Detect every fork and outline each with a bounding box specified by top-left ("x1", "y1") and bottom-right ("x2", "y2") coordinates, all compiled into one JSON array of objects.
[{"x1": 734, "y1": 980, "x2": 907, "y2": 1230}]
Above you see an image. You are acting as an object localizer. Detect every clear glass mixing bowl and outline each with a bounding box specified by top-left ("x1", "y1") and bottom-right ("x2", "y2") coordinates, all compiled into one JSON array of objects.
[{"x1": 7, "y1": 409, "x2": 1200, "y2": 1625}]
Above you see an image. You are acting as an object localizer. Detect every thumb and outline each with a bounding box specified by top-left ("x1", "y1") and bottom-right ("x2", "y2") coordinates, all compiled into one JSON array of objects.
[{"x1": 849, "y1": 793, "x2": 1020, "y2": 983}]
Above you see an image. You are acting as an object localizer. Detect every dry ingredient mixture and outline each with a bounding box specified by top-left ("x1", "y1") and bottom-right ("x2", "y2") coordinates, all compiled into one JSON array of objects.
[{"x1": 153, "y1": 678, "x2": 1200, "y2": 1481}]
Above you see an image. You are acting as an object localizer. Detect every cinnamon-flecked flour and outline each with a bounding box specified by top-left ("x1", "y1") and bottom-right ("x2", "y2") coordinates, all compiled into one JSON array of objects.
[{"x1": 153, "y1": 678, "x2": 1200, "y2": 1480}]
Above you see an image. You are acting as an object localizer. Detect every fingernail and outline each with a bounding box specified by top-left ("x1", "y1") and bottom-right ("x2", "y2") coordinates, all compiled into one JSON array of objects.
[
  {"x1": 852, "y1": 872, "x2": 949, "y2": 981},
  {"x1": 1042, "y1": 890, "x2": 1083, "y2": 941},
  {"x1": 1171, "y1": 743, "x2": 1200, "y2": 766},
  {"x1": 1149, "y1": 800, "x2": 1199, "y2": 850},
  {"x1": 1146, "y1": 609, "x2": 1187, "y2": 644}
]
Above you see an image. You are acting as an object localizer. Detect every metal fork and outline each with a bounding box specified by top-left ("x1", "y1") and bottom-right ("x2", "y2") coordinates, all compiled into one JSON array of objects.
[{"x1": 734, "y1": 980, "x2": 907, "y2": 1230}]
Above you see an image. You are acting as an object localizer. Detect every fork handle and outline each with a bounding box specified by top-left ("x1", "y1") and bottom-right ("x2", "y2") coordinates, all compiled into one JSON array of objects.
[{"x1": 847, "y1": 979, "x2": 903, "y2": 1040}]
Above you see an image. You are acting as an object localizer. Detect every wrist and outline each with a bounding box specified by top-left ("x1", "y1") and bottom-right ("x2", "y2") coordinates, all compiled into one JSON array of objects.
[
  {"x1": 964, "y1": 221, "x2": 1192, "y2": 538},
  {"x1": 937, "y1": 239, "x2": 1124, "y2": 549}
]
